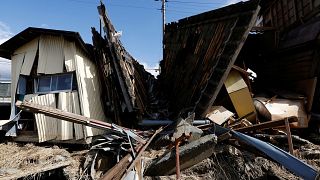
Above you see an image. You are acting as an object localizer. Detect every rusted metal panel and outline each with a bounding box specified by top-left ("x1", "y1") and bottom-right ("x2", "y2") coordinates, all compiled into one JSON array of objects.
[{"x1": 159, "y1": 1, "x2": 260, "y2": 118}]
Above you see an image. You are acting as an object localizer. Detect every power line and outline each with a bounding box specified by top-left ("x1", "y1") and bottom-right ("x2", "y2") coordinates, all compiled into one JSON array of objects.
[{"x1": 168, "y1": 0, "x2": 223, "y2": 5}]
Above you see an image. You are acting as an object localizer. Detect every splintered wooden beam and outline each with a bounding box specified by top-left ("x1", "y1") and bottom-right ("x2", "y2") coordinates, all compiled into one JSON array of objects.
[{"x1": 16, "y1": 101, "x2": 146, "y2": 144}]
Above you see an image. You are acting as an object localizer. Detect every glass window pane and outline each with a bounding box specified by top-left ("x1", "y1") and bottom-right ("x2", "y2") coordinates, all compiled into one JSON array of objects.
[
  {"x1": 17, "y1": 76, "x2": 27, "y2": 95},
  {"x1": 51, "y1": 76, "x2": 58, "y2": 91},
  {"x1": 56, "y1": 74, "x2": 72, "y2": 91},
  {"x1": 38, "y1": 76, "x2": 51, "y2": 92}
]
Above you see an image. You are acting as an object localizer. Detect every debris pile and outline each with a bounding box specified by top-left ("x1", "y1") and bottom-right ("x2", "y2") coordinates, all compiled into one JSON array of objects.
[
  {"x1": 0, "y1": 142, "x2": 82, "y2": 179},
  {"x1": 0, "y1": 0, "x2": 320, "y2": 179}
]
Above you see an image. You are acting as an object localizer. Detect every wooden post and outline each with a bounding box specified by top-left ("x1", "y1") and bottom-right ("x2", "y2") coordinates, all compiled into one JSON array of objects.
[
  {"x1": 285, "y1": 118, "x2": 294, "y2": 155},
  {"x1": 175, "y1": 139, "x2": 181, "y2": 180}
]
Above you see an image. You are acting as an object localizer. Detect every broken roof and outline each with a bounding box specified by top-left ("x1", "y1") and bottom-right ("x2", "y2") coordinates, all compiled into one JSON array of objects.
[
  {"x1": 159, "y1": 0, "x2": 260, "y2": 119},
  {"x1": 0, "y1": 27, "x2": 90, "y2": 59}
]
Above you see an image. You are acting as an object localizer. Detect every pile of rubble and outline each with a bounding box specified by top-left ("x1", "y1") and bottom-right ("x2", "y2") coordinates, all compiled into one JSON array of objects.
[{"x1": 1, "y1": 0, "x2": 320, "y2": 179}]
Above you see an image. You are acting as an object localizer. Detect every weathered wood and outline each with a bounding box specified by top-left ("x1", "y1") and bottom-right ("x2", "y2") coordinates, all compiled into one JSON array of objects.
[
  {"x1": 159, "y1": 0, "x2": 261, "y2": 119},
  {"x1": 16, "y1": 101, "x2": 146, "y2": 144},
  {"x1": 100, "y1": 153, "x2": 132, "y2": 180},
  {"x1": 285, "y1": 118, "x2": 294, "y2": 155},
  {"x1": 234, "y1": 117, "x2": 298, "y2": 132},
  {"x1": 123, "y1": 127, "x2": 163, "y2": 178}
]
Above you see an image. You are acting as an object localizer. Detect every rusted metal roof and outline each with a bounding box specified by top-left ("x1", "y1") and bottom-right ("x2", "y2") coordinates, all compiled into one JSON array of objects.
[
  {"x1": 158, "y1": 0, "x2": 260, "y2": 118},
  {"x1": 0, "y1": 27, "x2": 90, "y2": 59}
]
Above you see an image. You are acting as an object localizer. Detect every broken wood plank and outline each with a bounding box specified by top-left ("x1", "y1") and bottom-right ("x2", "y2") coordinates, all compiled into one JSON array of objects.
[
  {"x1": 234, "y1": 117, "x2": 298, "y2": 132},
  {"x1": 123, "y1": 127, "x2": 163, "y2": 178},
  {"x1": 285, "y1": 118, "x2": 294, "y2": 155},
  {"x1": 100, "y1": 153, "x2": 132, "y2": 180}
]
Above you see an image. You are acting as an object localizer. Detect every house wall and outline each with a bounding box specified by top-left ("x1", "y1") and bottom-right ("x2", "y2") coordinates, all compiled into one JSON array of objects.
[
  {"x1": 10, "y1": 34, "x2": 108, "y2": 142},
  {"x1": 262, "y1": 0, "x2": 319, "y2": 31}
]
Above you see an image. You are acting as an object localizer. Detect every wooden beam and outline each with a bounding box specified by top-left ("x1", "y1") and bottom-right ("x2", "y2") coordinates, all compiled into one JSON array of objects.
[
  {"x1": 16, "y1": 101, "x2": 146, "y2": 144},
  {"x1": 285, "y1": 118, "x2": 294, "y2": 155},
  {"x1": 123, "y1": 127, "x2": 163, "y2": 178},
  {"x1": 234, "y1": 117, "x2": 298, "y2": 132}
]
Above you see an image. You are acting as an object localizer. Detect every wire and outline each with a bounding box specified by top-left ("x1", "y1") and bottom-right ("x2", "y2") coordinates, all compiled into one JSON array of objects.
[{"x1": 168, "y1": 0, "x2": 223, "y2": 5}]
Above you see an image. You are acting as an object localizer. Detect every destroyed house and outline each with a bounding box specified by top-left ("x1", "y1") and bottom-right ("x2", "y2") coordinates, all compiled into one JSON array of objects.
[
  {"x1": 0, "y1": 27, "x2": 108, "y2": 142},
  {"x1": 235, "y1": 0, "x2": 320, "y2": 128},
  {"x1": 158, "y1": 0, "x2": 260, "y2": 119}
]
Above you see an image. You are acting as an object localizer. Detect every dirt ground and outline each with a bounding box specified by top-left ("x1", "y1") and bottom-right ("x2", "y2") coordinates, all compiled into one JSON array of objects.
[
  {"x1": 0, "y1": 137, "x2": 319, "y2": 180},
  {"x1": 0, "y1": 142, "x2": 85, "y2": 180},
  {"x1": 144, "y1": 142, "x2": 320, "y2": 180}
]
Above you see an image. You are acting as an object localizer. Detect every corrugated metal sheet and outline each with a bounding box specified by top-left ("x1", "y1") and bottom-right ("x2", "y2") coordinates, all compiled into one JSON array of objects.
[
  {"x1": 74, "y1": 46, "x2": 108, "y2": 137},
  {"x1": 71, "y1": 92, "x2": 85, "y2": 140},
  {"x1": 38, "y1": 35, "x2": 64, "y2": 74},
  {"x1": 159, "y1": 0, "x2": 260, "y2": 118},
  {"x1": 57, "y1": 92, "x2": 74, "y2": 140},
  {"x1": 64, "y1": 41, "x2": 77, "y2": 72},
  {"x1": 10, "y1": 54, "x2": 24, "y2": 119},
  {"x1": 32, "y1": 94, "x2": 58, "y2": 142},
  {"x1": 19, "y1": 38, "x2": 38, "y2": 76}
]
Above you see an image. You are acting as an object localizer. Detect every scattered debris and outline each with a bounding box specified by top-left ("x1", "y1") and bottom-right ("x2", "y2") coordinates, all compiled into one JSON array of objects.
[{"x1": 0, "y1": 0, "x2": 320, "y2": 179}]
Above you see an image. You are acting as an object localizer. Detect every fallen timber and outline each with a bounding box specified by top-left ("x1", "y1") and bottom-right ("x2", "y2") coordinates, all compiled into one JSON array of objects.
[
  {"x1": 15, "y1": 101, "x2": 146, "y2": 144},
  {"x1": 16, "y1": 100, "x2": 164, "y2": 179}
]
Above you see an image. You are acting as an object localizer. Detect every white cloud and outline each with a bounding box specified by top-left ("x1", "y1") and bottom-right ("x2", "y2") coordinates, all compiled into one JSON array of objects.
[
  {"x1": 41, "y1": 24, "x2": 49, "y2": 28},
  {"x1": 225, "y1": 0, "x2": 248, "y2": 6},
  {"x1": 0, "y1": 21, "x2": 13, "y2": 45},
  {"x1": 141, "y1": 62, "x2": 160, "y2": 77}
]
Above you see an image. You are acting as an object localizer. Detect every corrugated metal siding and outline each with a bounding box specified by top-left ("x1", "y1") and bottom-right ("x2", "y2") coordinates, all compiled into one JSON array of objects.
[
  {"x1": 38, "y1": 35, "x2": 64, "y2": 74},
  {"x1": 57, "y1": 92, "x2": 74, "y2": 140},
  {"x1": 32, "y1": 94, "x2": 58, "y2": 142},
  {"x1": 10, "y1": 54, "x2": 24, "y2": 119},
  {"x1": 74, "y1": 46, "x2": 108, "y2": 137}
]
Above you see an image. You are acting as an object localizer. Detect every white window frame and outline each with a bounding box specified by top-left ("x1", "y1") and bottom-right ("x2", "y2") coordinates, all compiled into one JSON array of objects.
[{"x1": 34, "y1": 72, "x2": 75, "y2": 94}]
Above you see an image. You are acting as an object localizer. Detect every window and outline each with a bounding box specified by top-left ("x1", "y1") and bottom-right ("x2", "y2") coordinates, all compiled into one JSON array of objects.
[
  {"x1": 34, "y1": 73, "x2": 76, "y2": 93},
  {"x1": 0, "y1": 83, "x2": 11, "y2": 97}
]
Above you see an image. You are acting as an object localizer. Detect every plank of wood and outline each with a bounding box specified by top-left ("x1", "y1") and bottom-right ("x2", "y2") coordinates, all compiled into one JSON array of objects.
[
  {"x1": 234, "y1": 117, "x2": 298, "y2": 132},
  {"x1": 16, "y1": 100, "x2": 146, "y2": 144}
]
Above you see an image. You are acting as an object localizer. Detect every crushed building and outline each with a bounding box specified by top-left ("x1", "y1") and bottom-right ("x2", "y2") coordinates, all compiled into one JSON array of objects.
[
  {"x1": 0, "y1": 28, "x2": 108, "y2": 142},
  {"x1": 0, "y1": 0, "x2": 320, "y2": 179}
]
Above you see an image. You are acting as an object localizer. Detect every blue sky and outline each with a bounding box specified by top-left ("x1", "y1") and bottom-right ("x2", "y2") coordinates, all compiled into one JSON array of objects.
[{"x1": 0, "y1": 0, "x2": 243, "y2": 73}]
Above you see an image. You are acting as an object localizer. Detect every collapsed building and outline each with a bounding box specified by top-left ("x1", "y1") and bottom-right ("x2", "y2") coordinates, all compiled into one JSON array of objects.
[
  {"x1": 236, "y1": 0, "x2": 320, "y2": 129},
  {"x1": 0, "y1": 28, "x2": 108, "y2": 142},
  {"x1": 0, "y1": 0, "x2": 320, "y2": 179}
]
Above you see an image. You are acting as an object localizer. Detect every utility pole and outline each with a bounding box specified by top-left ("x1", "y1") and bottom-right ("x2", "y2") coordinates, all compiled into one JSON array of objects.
[
  {"x1": 161, "y1": 0, "x2": 166, "y2": 40},
  {"x1": 156, "y1": 0, "x2": 166, "y2": 54}
]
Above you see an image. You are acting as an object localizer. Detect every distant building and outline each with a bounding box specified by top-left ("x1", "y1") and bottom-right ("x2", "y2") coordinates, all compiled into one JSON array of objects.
[
  {"x1": 0, "y1": 58, "x2": 11, "y2": 120},
  {"x1": 0, "y1": 27, "x2": 109, "y2": 142}
]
